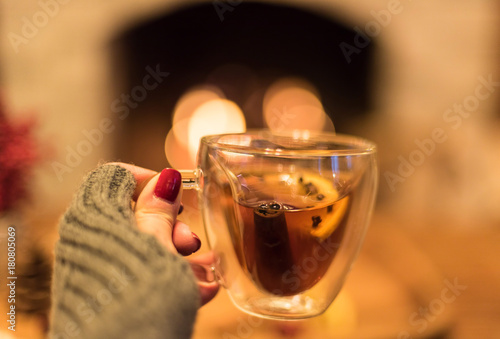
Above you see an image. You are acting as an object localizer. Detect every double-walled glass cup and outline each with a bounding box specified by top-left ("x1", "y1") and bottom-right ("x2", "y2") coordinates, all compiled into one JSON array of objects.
[{"x1": 181, "y1": 130, "x2": 378, "y2": 320}]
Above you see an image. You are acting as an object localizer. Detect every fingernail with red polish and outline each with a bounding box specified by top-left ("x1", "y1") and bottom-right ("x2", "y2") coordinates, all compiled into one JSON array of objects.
[
  {"x1": 154, "y1": 168, "x2": 181, "y2": 203},
  {"x1": 192, "y1": 232, "x2": 201, "y2": 252}
]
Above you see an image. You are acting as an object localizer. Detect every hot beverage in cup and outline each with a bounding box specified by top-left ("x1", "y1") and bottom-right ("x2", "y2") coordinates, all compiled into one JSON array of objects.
[
  {"x1": 232, "y1": 172, "x2": 351, "y2": 296},
  {"x1": 180, "y1": 131, "x2": 377, "y2": 319}
]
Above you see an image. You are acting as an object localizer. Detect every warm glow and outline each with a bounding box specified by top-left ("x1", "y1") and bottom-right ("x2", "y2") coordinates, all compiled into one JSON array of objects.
[
  {"x1": 172, "y1": 86, "x2": 224, "y2": 147},
  {"x1": 187, "y1": 99, "x2": 246, "y2": 161},
  {"x1": 166, "y1": 86, "x2": 229, "y2": 168},
  {"x1": 166, "y1": 78, "x2": 332, "y2": 169},
  {"x1": 323, "y1": 114, "x2": 336, "y2": 132},
  {"x1": 165, "y1": 121, "x2": 195, "y2": 169},
  {"x1": 263, "y1": 77, "x2": 331, "y2": 132}
]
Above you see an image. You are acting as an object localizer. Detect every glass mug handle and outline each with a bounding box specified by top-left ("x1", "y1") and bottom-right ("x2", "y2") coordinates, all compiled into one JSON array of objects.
[
  {"x1": 176, "y1": 169, "x2": 218, "y2": 285},
  {"x1": 178, "y1": 169, "x2": 199, "y2": 190}
]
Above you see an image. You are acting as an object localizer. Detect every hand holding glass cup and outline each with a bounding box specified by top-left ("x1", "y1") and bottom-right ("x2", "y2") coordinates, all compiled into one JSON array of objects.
[{"x1": 179, "y1": 130, "x2": 377, "y2": 320}]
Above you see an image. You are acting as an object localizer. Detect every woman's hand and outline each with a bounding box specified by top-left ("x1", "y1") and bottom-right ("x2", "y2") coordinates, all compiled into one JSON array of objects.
[{"x1": 110, "y1": 162, "x2": 219, "y2": 306}]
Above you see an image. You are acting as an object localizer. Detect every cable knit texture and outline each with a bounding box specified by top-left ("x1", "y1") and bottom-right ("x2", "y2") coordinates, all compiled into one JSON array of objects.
[{"x1": 49, "y1": 164, "x2": 199, "y2": 339}]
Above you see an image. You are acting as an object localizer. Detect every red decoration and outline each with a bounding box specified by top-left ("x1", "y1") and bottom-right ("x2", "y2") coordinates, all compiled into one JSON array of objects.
[{"x1": 0, "y1": 101, "x2": 39, "y2": 213}]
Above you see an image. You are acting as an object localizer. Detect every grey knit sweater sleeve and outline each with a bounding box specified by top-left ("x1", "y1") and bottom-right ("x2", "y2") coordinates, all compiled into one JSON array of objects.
[{"x1": 49, "y1": 164, "x2": 200, "y2": 339}]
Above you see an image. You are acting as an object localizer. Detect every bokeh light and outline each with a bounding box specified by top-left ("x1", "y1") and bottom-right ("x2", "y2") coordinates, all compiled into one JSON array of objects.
[
  {"x1": 172, "y1": 85, "x2": 225, "y2": 148},
  {"x1": 187, "y1": 99, "x2": 246, "y2": 161},
  {"x1": 164, "y1": 122, "x2": 195, "y2": 169},
  {"x1": 263, "y1": 77, "x2": 332, "y2": 132},
  {"x1": 166, "y1": 91, "x2": 246, "y2": 168}
]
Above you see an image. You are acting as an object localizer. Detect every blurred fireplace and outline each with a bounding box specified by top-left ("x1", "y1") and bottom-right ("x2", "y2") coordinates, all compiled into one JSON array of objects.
[{"x1": 109, "y1": 2, "x2": 377, "y2": 170}]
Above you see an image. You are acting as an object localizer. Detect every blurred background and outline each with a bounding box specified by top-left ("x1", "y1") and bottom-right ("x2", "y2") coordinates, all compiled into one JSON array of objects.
[{"x1": 1, "y1": 0, "x2": 499, "y2": 338}]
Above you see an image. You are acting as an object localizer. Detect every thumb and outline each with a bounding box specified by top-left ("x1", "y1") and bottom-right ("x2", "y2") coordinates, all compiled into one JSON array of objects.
[{"x1": 135, "y1": 168, "x2": 182, "y2": 253}]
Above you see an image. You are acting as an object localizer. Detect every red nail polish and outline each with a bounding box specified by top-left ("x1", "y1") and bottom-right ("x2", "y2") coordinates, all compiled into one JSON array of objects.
[
  {"x1": 192, "y1": 232, "x2": 201, "y2": 252},
  {"x1": 154, "y1": 168, "x2": 181, "y2": 203}
]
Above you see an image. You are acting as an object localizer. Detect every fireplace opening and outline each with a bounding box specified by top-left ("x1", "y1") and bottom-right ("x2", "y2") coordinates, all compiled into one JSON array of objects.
[{"x1": 110, "y1": 2, "x2": 377, "y2": 170}]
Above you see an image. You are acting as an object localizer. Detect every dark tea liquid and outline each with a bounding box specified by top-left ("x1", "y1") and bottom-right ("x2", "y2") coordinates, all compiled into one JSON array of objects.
[{"x1": 233, "y1": 194, "x2": 350, "y2": 296}]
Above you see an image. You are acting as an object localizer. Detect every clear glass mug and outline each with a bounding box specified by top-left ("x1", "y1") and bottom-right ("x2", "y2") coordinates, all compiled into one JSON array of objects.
[{"x1": 180, "y1": 130, "x2": 378, "y2": 320}]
